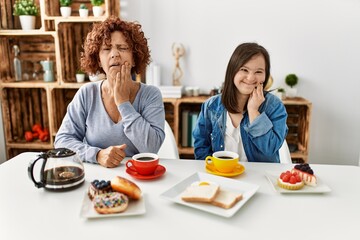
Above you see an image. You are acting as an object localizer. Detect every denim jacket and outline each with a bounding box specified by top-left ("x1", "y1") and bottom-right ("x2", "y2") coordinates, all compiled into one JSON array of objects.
[{"x1": 193, "y1": 94, "x2": 288, "y2": 162}]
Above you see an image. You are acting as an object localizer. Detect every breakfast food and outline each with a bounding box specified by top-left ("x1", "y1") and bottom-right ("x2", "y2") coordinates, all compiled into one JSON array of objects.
[
  {"x1": 277, "y1": 171, "x2": 304, "y2": 190},
  {"x1": 292, "y1": 163, "x2": 317, "y2": 186},
  {"x1": 211, "y1": 190, "x2": 243, "y2": 209},
  {"x1": 93, "y1": 192, "x2": 129, "y2": 214},
  {"x1": 111, "y1": 176, "x2": 142, "y2": 200},
  {"x1": 88, "y1": 179, "x2": 113, "y2": 200},
  {"x1": 181, "y1": 181, "x2": 220, "y2": 203}
]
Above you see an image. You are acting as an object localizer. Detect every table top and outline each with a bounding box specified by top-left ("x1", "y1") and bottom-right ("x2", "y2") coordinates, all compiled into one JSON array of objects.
[{"x1": 1, "y1": 152, "x2": 360, "y2": 240}]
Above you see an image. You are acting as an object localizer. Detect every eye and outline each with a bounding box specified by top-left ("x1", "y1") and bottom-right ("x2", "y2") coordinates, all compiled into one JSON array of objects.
[
  {"x1": 118, "y1": 47, "x2": 129, "y2": 52},
  {"x1": 240, "y1": 68, "x2": 248, "y2": 73}
]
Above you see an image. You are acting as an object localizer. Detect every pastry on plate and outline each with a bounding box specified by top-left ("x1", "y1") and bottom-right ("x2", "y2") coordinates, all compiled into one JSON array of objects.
[
  {"x1": 291, "y1": 163, "x2": 317, "y2": 186},
  {"x1": 111, "y1": 176, "x2": 142, "y2": 200},
  {"x1": 88, "y1": 179, "x2": 112, "y2": 200},
  {"x1": 277, "y1": 171, "x2": 304, "y2": 190},
  {"x1": 93, "y1": 192, "x2": 129, "y2": 214}
]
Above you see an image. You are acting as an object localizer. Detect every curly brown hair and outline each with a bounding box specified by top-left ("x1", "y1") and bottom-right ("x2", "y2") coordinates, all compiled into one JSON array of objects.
[{"x1": 80, "y1": 16, "x2": 151, "y2": 76}]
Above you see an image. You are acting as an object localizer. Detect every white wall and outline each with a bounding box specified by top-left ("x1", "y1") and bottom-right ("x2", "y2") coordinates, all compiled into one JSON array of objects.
[{"x1": 124, "y1": 0, "x2": 360, "y2": 165}]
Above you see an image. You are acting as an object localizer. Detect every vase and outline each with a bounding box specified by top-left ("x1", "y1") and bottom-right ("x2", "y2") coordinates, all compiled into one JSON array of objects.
[
  {"x1": 60, "y1": 6, "x2": 72, "y2": 18},
  {"x1": 286, "y1": 87, "x2": 297, "y2": 98},
  {"x1": 76, "y1": 74, "x2": 85, "y2": 83},
  {"x1": 79, "y1": 9, "x2": 89, "y2": 18},
  {"x1": 19, "y1": 15, "x2": 36, "y2": 30},
  {"x1": 92, "y1": 6, "x2": 103, "y2": 17}
]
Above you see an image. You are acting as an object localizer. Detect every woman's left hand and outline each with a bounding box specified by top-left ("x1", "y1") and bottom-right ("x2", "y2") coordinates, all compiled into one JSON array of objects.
[{"x1": 114, "y1": 62, "x2": 132, "y2": 106}]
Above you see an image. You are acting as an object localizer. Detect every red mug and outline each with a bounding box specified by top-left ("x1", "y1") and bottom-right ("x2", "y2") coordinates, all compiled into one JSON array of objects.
[{"x1": 126, "y1": 153, "x2": 159, "y2": 176}]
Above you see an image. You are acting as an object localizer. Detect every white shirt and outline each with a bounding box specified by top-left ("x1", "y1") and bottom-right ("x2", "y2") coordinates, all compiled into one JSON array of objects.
[{"x1": 224, "y1": 112, "x2": 248, "y2": 162}]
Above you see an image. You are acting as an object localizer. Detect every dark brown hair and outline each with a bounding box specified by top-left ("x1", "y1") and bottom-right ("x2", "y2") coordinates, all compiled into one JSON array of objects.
[
  {"x1": 221, "y1": 42, "x2": 270, "y2": 113},
  {"x1": 80, "y1": 16, "x2": 150, "y2": 75}
]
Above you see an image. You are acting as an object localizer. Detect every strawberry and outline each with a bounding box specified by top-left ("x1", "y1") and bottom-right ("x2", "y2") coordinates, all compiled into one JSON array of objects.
[
  {"x1": 295, "y1": 175, "x2": 302, "y2": 182},
  {"x1": 289, "y1": 176, "x2": 297, "y2": 184},
  {"x1": 282, "y1": 174, "x2": 290, "y2": 182}
]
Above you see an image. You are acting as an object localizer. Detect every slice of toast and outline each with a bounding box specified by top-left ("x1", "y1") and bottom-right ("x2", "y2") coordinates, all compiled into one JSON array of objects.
[
  {"x1": 211, "y1": 190, "x2": 243, "y2": 209},
  {"x1": 181, "y1": 184, "x2": 220, "y2": 203}
]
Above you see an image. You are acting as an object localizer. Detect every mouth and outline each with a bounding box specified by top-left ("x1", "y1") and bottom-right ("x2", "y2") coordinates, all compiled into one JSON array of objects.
[{"x1": 110, "y1": 63, "x2": 121, "y2": 68}]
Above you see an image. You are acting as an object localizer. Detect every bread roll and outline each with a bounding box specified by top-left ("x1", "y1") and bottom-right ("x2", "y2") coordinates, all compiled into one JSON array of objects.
[{"x1": 111, "y1": 176, "x2": 142, "y2": 200}]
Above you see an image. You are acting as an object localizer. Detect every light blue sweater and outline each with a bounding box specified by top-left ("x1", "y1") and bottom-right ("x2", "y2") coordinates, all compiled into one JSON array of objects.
[{"x1": 54, "y1": 81, "x2": 165, "y2": 164}]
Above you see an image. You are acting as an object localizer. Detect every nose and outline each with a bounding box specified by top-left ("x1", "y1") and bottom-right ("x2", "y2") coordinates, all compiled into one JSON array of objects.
[
  {"x1": 111, "y1": 47, "x2": 120, "y2": 59},
  {"x1": 246, "y1": 72, "x2": 256, "y2": 82}
]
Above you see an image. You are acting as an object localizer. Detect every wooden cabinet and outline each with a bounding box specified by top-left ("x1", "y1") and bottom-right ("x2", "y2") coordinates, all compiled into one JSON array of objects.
[
  {"x1": 163, "y1": 96, "x2": 312, "y2": 162},
  {"x1": 0, "y1": 0, "x2": 120, "y2": 159},
  {"x1": 282, "y1": 97, "x2": 312, "y2": 163}
]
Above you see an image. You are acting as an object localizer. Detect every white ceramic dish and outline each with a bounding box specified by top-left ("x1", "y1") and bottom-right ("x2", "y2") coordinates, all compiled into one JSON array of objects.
[
  {"x1": 80, "y1": 191, "x2": 146, "y2": 219},
  {"x1": 265, "y1": 170, "x2": 331, "y2": 194},
  {"x1": 160, "y1": 172, "x2": 259, "y2": 218}
]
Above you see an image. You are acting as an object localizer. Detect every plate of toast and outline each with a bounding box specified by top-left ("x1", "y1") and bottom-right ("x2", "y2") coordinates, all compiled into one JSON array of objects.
[{"x1": 160, "y1": 172, "x2": 259, "y2": 218}]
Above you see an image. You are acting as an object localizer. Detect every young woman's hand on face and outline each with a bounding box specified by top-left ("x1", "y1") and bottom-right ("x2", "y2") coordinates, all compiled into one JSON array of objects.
[
  {"x1": 114, "y1": 62, "x2": 132, "y2": 106},
  {"x1": 247, "y1": 83, "x2": 265, "y2": 123}
]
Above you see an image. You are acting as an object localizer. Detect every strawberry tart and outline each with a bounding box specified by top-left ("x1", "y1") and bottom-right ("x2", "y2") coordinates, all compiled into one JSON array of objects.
[
  {"x1": 277, "y1": 171, "x2": 304, "y2": 190},
  {"x1": 291, "y1": 163, "x2": 317, "y2": 186}
]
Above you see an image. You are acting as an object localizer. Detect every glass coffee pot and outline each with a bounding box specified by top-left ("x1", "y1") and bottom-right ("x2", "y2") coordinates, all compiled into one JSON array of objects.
[{"x1": 28, "y1": 148, "x2": 85, "y2": 191}]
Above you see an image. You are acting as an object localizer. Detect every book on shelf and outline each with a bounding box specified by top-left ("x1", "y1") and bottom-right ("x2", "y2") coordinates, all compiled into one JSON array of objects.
[{"x1": 181, "y1": 110, "x2": 199, "y2": 147}]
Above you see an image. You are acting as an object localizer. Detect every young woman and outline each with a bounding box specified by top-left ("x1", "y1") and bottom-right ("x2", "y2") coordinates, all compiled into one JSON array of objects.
[
  {"x1": 55, "y1": 16, "x2": 165, "y2": 168},
  {"x1": 193, "y1": 42, "x2": 288, "y2": 162}
]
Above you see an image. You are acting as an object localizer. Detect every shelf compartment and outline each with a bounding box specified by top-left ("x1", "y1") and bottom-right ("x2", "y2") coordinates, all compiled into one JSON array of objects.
[
  {"x1": 1, "y1": 87, "x2": 49, "y2": 144},
  {"x1": 51, "y1": 88, "x2": 78, "y2": 133},
  {"x1": 6, "y1": 147, "x2": 51, "y2": 160},
  {"x1": 0, "y1": 35, "x2": 56, "y2": 83},
  {"x1": 57, "y1": 22, "x2": 92, "y2": 83},
  {"x1": 284, "y1": 102, "x2": 311, "y2": 162},
  {"x1": 0, "y1": 0, "x2": 42, "y2": 30},
  {"x1": 44, "y1": 0, "x2": 114, "y2": 18}
]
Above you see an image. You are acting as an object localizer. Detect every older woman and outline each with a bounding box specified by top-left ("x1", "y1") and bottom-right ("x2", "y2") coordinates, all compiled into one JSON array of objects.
[{"x1": 55, "y1": 16, "x2": 165, "y2": 168}]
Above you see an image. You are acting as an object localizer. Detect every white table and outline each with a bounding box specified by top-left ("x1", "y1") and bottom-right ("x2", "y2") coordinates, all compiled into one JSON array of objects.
[{"x1": 1, "y1": 152, "x2": 360, "y2": 240}]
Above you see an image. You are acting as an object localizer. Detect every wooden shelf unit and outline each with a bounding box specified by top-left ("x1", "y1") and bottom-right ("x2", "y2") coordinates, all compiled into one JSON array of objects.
[
  {"x1": 163, "y1": 96, "x2": 312, "y2": 162},
  {"x1": 0, "y1": 0, "x2": 120, "y2": 159}
]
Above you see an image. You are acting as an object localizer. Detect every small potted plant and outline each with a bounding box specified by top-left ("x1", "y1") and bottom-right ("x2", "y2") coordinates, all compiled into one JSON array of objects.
[
  {"x1": 76, "y1": 70, "x2": 85, "y2": 83},
  {"x1": 91, "y1": 0, "x2": 104, "y2": 17},
  {"x1": 275, "y1": 88, "x2": 285, "y2": 99},
  {"x1": 13, "y1": 0, "x2": 39, "y2": 30},
  {"x1": 60, "y1": 0, "x2": 72, "y2": 18},
  {"x1": 79, "y1": 4, "x2": 88, "y2": 18},
  {"x1": 285, "y1": 73, "x2": 298, "y2": 97}
]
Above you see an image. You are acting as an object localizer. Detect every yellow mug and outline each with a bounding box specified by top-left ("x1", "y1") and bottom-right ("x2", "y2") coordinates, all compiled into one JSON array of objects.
[{"x1": 205, "y1": 151, "x2": 239, "y2": 173}]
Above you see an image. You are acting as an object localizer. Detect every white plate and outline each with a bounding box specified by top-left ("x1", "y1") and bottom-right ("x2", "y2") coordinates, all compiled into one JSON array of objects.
[
  {"x1": 160, "y1": 172, "x2": 259, "y2": 218},
  {"x1": 265, "y1": 170, "x2": 331, "y2": 194},
  {"x1": 80, "y1": 191, "x2": 146, "y2": 219}
]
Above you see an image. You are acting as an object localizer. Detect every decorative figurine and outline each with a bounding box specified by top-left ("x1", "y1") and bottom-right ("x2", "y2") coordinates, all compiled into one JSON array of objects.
[{"x1": 172, "y1": 43, "x2": 185, "y2": 86}]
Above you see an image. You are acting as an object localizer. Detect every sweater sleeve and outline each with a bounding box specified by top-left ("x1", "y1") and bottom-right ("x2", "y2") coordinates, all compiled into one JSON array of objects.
[
  {"x1": 118, "y1": 85, "x2": 165, "y2": 154},
  {"x1": 54, "y1": 86, "x2": 101, "y2": 164}
]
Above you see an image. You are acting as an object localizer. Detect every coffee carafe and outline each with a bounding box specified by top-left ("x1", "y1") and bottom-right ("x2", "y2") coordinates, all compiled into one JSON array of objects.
[
  {"x1": 40, "y1": 59, "x2": 54, "y2": 82},
  {"x1": 28, "y1": 148, "x2": 85, "y2": 191}
]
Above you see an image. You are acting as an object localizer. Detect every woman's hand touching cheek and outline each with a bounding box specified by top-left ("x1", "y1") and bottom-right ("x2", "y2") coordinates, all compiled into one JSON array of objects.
[
  {"x1": 114, "y1": 62, "x2": 132, "y2": 106},
  {"x1": 247, "y1": 83, "x2": 265, "y2": 123}
]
